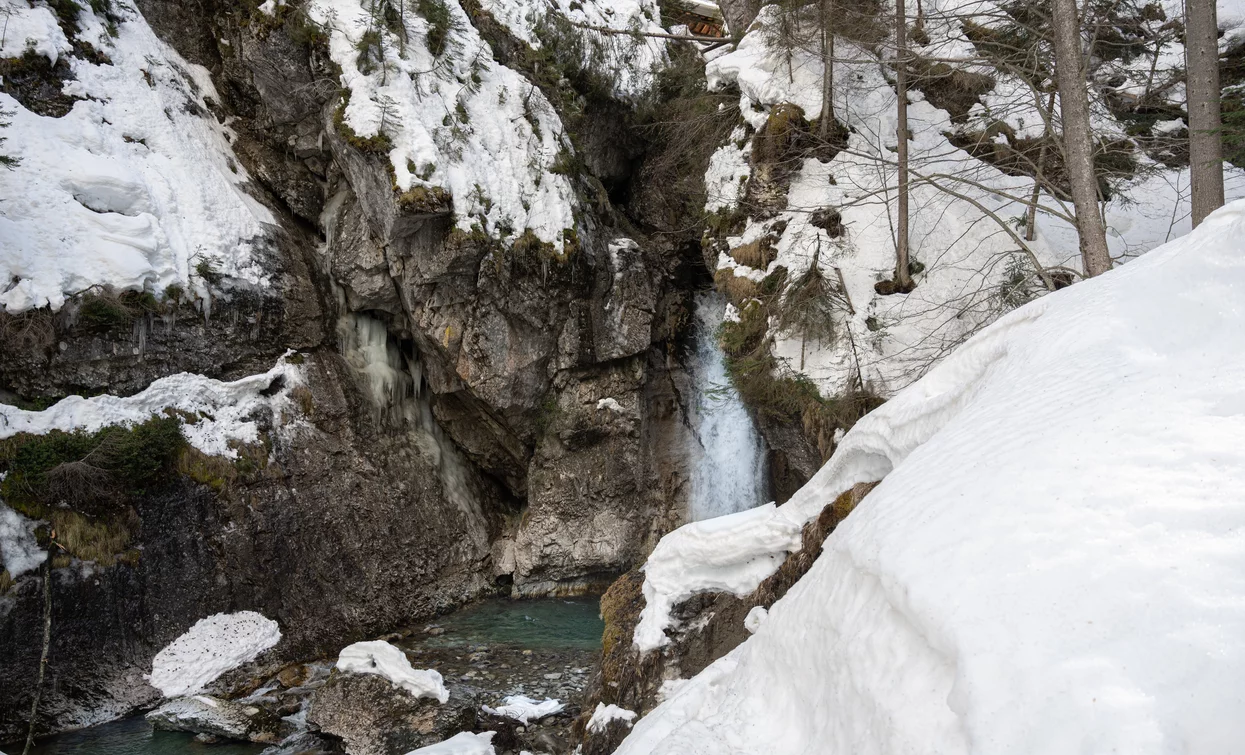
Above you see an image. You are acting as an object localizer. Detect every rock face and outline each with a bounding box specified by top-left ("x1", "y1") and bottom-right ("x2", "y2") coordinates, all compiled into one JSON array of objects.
[{"x1": 0, "y1": 0, "x2": 723, "y2": 741}]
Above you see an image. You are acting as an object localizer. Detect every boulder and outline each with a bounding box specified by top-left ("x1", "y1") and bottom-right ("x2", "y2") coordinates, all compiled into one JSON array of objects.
[
  {"x1": 307, "y1": 671, "x2": 480, "y2": 755},
  {"x1": 146, "y1": 694, "x2": 284, "y2": 743}
]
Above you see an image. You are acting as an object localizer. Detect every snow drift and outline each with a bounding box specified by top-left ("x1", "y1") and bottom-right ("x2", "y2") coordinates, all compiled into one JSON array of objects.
[
  {"x1": 621, "y1": 200, "x2": 1245, "y2": 753},
  {"x1": 0, "y1": 0, "x2": 274, "y2": 313}
]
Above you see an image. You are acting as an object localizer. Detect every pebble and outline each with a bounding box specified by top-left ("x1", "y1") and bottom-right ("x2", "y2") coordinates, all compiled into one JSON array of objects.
[{"x1": 543, "y1": 673, "x2": 562, "y2": 680}]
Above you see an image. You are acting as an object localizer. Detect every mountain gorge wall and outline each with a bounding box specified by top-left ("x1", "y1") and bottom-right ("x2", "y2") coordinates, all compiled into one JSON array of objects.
[{"x1": 0, "y1": 0, "x2": 718, "y2": 738}]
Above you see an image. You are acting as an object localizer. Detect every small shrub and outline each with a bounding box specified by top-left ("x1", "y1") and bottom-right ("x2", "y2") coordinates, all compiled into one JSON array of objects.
[
  {"x1": 78, "y1": 291, "x2": 134, "y2": 329},
  {"x1": 194, "y1": 258, "x2": 225, "y2": 286},
  {"x1": 417, "y1": 0, "x2": 453, "y2": 56},
  {"x1": 0, "y1": 416, "x2": 187, "y2": 515},
  {"x1": 730, "y1": 238, "x2": 778, "y2": 269},
  {"x1": 396, "y1": 184, "x2": 452, "y2": 214}
]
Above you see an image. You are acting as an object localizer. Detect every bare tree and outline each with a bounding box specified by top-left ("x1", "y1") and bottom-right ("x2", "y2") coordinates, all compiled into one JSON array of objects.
[
  {"x1": 819, "y1": 0, "x2": 836, "y2": 135},
  {"x1": 1050, "y1": 0, "x2": 1112, "y2": 276},
  {"x1": 894, "y1": 0, "x2": 915, "y2": 290},
  {"x1": 1185, "y1": 0, "x2": 1225, "y2": 226}
]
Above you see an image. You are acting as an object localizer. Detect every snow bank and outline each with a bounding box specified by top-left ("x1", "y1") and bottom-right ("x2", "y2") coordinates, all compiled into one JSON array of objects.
[
  {"x1": 619, "y1": 201, "x2": 1245, "y2": 753},
  {"x1": 307, "y1": 0, "x2": 577, "y2": 252},
  {"x1": 0, "y1": 356, "x2": 306, "y2": 459},
  {"x1": 481, "y1": 695, "x2": 563, "y2": 724},
  {"x1": 0, "y1": 1, "x2": 274, "y2": 313},
  {"x1": 587, "y1": 703, "x2": 637, "y2": 734},
  {"x1": 0, "y1": 503, "x2": 46, "y2": 578},
  {"x1": 336, "y1": 641, "x2": 449, "y2": 703},
  {"x1": 404, "y1": 731, "x2": 495, "y2": 755},
  {"x1": 148, "y1": 612, "x2": 282, "y2": 697}
]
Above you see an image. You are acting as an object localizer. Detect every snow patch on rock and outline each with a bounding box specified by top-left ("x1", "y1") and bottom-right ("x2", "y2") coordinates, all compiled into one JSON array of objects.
[
  {"x1": 482, "y1": 695, "x2": 563, "y2": 724},
  {"x1": 336, "y1": 641, "x2": 449, "y2": 703},
  {"x1": 0, "y1": 356, "x2": 306, "y2": 459},
  {"x1": 149, "y1": 612, "x2": 282, "y2": 697},
  {"x1": 0, "y1": 503, "x2": 46, "y2": 578},
  {"x1": 307, "y1": 0, "x2": 577, "y2": 252},
  {"x1": 587, "y1": 703, "x2": 637, "y2": 734},
  {"x1": 404, "y1": 730, "x2": 496, "y2": 754}
]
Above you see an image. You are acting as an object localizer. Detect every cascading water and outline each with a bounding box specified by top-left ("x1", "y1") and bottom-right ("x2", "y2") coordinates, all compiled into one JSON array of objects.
[{"x1": 687, "y1": 293, "x2": 769, "y2": 521}]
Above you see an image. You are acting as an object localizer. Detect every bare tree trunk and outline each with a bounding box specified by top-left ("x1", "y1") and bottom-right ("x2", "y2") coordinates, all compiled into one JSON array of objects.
[
  {"x1": 1186, "y1": 0, "x2": 1225, "y2": 226},
  {"x1": 1026, "y1": 90, "x2": 1058, "y2": 241},
  {"x1": 22, "y1": 558, "x2": 52, "y2": 755},
  {"x1": 894, "y1": 0, "x2": 913, "y2": 290},
  {"x1": 720, "y1": 0, "x2": 761, "y2": 37},
  {"x1": 1051, "y1": 0, "x2": 1111, "y2": 277},
  {"x1": 819, "y1": 0, "x2": 835, "y2": 137}
]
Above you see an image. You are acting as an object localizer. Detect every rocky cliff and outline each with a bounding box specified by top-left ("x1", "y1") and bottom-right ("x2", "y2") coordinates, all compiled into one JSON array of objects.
[{"x1": 0, "y1": 0, "x2": 717, "y2": 739}]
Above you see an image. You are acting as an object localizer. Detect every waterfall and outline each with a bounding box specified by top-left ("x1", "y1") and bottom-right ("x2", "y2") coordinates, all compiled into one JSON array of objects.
[{"x1": 687, "y1": 293, "x2": 769, "y2": 521}]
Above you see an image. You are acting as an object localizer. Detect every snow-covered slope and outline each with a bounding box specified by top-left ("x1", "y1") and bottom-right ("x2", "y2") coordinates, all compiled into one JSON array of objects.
[
  {"x1": 308, "y1": 0, "x2": 579, "y2": 251},
  {"x1": 706, "y1": 4, "x2": 1245, "y2": 396},
  {"x1": 0, "y1": 1, "x2": 275, "y2": 313},
  {"x1": 476, "y1": 0, "x2": 668, "y2": 98},
  {"x1": 621, "y1": 199, "x2": 1245, "y2": 753}
]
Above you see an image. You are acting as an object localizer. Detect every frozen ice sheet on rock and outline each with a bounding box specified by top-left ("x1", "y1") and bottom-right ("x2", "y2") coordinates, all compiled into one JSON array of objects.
[
  {"x1": 336, "y1": 640, "x2": 449, "y2": 703},
  {"x1": 0, "y1": 503, "x2": 46, "y2": 578},
  {"x1": 149, "y1": 611, "x2": 281, "y2": 697}
]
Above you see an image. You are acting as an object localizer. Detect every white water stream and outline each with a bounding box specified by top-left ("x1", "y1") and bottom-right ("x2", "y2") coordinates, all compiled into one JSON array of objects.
[{"x1": 687, "y1": 293, "x2": 769, "y2": 521}]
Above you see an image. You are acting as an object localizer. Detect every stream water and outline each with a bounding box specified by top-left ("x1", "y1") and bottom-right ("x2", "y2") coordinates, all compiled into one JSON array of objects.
[
  {"x1": 19, "y1": 598, "x2": 604, "y2": 755},
  {"x1": 23, "y1": 715, "x2": 264, "y2": 754}
]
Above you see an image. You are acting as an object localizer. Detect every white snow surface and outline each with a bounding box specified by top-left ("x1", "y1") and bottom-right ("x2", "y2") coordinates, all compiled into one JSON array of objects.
[
  {"x1": 148, "y1": 612, "x2": 282, "y2": 697},
  {"x1": 705, "y1": 5, "x2": 1245, "y2": 397},
  {"x1": 0, "y1": 356, "x2": 306, "y2": 459},
  {"x1": 0, "y1": 0, "x2": 274, "y2": 313},
  {"x1": 475, "y1": 0, "x2": 668, "y2": 99},
  {"x1": 0, "y1": 503, "x2": 46, "y2": 578},
  {"x1": 336, "y1": 641, "x2": 450, "y2": 703},
  {"x1": 404, "y1": 731, "x2": 496, "y2": 755},
  {"x1": 620, "y1": 201, "x2": 1245, "y2": 753},
  {"x1": 307, "y1": 0, "x2": 577, "y2": 251},
  {"x1": 481, "y1": 695, "x2": 564, "y2": 724},
  {"x1": 587, "y1": 703, "x2": 637, "y2": 734}
]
